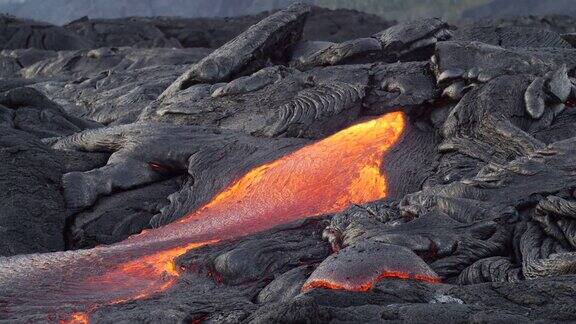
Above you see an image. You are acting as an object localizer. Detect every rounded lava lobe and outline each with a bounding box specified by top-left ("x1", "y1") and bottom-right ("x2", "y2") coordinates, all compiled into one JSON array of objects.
[{"x1": 302, "y1": 241, "x2": 440, "y2": 292}]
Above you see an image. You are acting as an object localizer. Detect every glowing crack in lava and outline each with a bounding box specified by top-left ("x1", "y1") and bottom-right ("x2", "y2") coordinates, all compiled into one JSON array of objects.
[{"x1": 0, "y1": 112, "x2": 405, "y2": 321}]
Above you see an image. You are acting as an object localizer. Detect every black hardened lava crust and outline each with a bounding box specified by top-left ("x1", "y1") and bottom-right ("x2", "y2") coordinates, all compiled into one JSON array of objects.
[{"x1": 2, "y1": 3, "x2": 576, "y2": 323}]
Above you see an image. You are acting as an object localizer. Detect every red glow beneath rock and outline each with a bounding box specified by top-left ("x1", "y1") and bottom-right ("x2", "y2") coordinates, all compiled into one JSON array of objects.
[
  {"x1": 148, "y1": 161, "x2": 168, "y2": 172},
  {"x1": 302, "y1": 271, "x2": 441, "y2": 292}
]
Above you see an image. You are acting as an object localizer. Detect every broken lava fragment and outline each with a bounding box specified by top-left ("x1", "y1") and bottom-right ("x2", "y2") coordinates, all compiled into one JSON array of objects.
[{"x1": 302, "y1": 241, "x2": 440, "y2": 292}]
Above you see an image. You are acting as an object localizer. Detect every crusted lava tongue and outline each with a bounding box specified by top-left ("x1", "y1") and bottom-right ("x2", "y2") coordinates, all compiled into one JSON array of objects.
[
  {"x1": 159, "y1": 3, "x2": 311, "y2": 100},
  {"x1": 0, "y1": 87, "x2": 100, "y2": 138},
  {"x1": 289, "y1": 38, "x2": 383, "y2": 70},
  {"x1": 375, "y1": 18, "x2": 453, "y2": 61},
  {"x1": 433, "y1": 41, "x2": 576, "y2": 85},
  {"x1": 302, "y1": 241, "x2": 440, "y2": 292}
]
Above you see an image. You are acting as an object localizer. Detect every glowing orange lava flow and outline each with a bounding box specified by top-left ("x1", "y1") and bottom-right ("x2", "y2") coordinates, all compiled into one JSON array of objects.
[
  {"x1": 123, "y1": 111, "x2": 406, "y2": 247},
  {"x1": 82, "y1": 241, "x2": 218, "y2": 304},
  {"x1": 193, "y1": 112, "x2": 404, "y2": 220},
  {"x1": 61, "y1": 312, "x2": 89, "y2": 324},
  {"x1": 0, "y1": 112, "x2": 405, "y2": 322}
]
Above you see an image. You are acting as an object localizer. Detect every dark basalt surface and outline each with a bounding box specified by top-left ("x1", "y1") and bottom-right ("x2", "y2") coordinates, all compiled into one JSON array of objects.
[
  {"x1": 2, "y1": 3, "x2": 576, "y2": 323},
  {"x1": 64, "y1": 7, "x2": 394, "y2": 49},
  {"x1": 462, "y1": 0, "x2": 576, "y2": 20},
  {"x1": 0, "y1": 15, "x2": 94, "y2": 51}
]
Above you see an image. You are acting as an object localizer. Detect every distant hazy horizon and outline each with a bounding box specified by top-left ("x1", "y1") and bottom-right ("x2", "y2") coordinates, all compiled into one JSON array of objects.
[{"x1": 1, "y1": 0, "x2": 576, "y2": 25}]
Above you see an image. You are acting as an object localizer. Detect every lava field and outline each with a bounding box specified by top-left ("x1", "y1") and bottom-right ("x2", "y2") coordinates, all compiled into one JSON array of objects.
[{"x1": 2, "y1": 3, "x2": 576, "y2": 323}]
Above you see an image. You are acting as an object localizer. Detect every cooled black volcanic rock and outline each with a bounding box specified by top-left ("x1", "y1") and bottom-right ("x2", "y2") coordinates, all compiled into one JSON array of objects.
[
  {"x1": 143, "y1": 65, "x2": 369, "y2": 138},
  {"x1": 0, "y1": 127, "x2": 66, "y2": 256},
  {"x1": 0, "y1": 87, "x2": 100, "y2": 138},
  {"x1": 452, "y1": 24, "x2": 572, "y2": 48},
  {"x1": 462, "y1": 0, "x2": 576, "y2": 20},
  {"x1": 53, "y1": 122, "x2": 306, "y2": 218},
  {"x1": 64, "y1": 7, "x2": 394, "y2": 49},
  {"x1": 0, "y1": 14, "x2": 94, "y2": 51},
  {"x1": 20, "y1": 47, "x2": 212, "y2": 80},
  {"x1": 159, "y1": 3, "x2": 311, "y2": 99},
  {"x1": 68, "y1": 176, "x2": 184, "y2": 249},
  {"x1": 2, "y1": 4, "x2": 576, "y2": 323}
]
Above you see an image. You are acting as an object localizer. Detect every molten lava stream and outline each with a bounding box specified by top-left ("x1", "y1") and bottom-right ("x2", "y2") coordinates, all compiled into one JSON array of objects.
[
  {"x1": 123, "y1": 111, "x2": 406, "y2": 245},
  {"x1": 0, "y1": 112, "x2": 405, "y2": 321}
]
